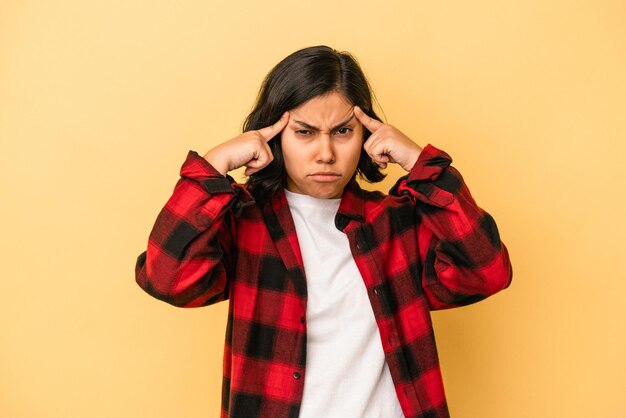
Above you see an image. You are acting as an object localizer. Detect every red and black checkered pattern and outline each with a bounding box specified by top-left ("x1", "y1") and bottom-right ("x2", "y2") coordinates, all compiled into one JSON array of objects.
[{"x1": 135, "y1": 144, "x2": 512, "y2": 418}]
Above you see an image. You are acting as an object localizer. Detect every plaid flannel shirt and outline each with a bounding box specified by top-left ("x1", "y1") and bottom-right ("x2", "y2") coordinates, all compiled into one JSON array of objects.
[{"x1": 135, "y1": 144, "x2": 512, "y2": 418}]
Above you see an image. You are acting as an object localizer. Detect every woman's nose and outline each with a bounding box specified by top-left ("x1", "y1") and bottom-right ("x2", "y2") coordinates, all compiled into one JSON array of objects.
[{"x1": 316, "y1": 135, "x2": 335, "y2": 163}]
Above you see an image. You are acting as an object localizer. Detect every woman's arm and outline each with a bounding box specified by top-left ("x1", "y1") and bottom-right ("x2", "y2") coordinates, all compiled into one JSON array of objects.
[
  {"x1": 135, "y1": 113, "x2": 290, "y2": 307},
  {"x1": 392, "y1": 144, "x2": 512, "y2": 309},
  {"x1": 135, "y1": 152, "x2": 244, "y2": 307},
  {"x1": 354, "y1": 108, "x2": 512, "y2": 310}
]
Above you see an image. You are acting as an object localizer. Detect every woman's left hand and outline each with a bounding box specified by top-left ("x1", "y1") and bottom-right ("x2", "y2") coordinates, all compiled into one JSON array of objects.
[{"x1": 354, "y1": 106, "x2": 422, "y2": 172}]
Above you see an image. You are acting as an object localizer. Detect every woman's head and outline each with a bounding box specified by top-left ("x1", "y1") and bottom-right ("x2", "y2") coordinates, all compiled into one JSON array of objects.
[{"x1": 245, "y1": 45, "x2": 385, "y2": 202}]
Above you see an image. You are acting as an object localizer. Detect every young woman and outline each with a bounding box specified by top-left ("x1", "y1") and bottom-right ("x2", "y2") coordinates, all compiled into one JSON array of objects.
[{"x1": 135, "y1": 45, "x2": 512, "y2": 418}]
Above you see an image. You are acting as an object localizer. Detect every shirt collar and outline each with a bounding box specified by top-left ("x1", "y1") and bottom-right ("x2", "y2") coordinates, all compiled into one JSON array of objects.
[
  {"x1": 262, "y1": 180, "x2": 367, "y2": 234},
  {"x1": 337, "y1": 180, "x2": 366, "y2": 224}
]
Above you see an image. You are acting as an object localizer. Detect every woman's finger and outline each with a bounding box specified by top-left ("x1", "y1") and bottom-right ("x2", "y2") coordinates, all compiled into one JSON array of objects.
[
  {"x1": 354, "y1": 106, "x2": 383, "y2": 133},
  {"x1": 244, "y1": 141, "x2": 274, "y2": 175},
  {"x1": 257, "y1": 112, "x2": 290, "y2": 141}
]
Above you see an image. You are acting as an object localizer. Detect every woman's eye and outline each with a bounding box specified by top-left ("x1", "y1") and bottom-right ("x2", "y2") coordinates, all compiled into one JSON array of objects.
[{"x1": 336, "y1": 127, "x2": 352, "y2": 135}]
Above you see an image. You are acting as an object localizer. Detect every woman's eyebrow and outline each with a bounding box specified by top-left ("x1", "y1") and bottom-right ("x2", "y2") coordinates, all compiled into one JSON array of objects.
[{"x1": 292, "y1": 114, "x2": 355, "y2": 132}]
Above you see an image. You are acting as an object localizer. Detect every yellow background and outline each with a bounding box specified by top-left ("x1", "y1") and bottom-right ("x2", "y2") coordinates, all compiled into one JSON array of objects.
[{"x1": 2, "y1": 1, "x2": 625, "y2": 417}]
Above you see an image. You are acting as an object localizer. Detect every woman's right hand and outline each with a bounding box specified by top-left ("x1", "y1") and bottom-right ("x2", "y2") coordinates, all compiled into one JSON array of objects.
[{"x1": 203, "y1": 112, "x2": 290, "y2": 176}]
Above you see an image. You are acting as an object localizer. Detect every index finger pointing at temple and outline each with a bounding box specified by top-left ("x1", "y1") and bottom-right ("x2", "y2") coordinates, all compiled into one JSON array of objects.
[
  {"x1": 354, "y1": 106, "x2": 383, "y2": 132},
  {"x1": 257, "y1": 112, "x2": 290, "y2": 141}
]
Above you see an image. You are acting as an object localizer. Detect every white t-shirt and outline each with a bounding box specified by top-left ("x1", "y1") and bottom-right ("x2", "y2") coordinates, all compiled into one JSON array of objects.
[{"x1": 285, "y1": 189, "x2": 404, "y2": 418}]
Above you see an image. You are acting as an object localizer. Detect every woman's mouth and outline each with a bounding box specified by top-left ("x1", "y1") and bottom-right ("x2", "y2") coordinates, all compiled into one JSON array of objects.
[{"x1": 308, "y1": 172, "x2": 341, "y2": 182}]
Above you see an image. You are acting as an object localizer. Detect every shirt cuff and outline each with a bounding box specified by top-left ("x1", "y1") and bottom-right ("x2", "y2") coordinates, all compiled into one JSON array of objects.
[
  {"x1": 392, "y1": 144, "x2": 455, "y2": 208},
  {"x1": 407, "y1": 144, "x2": 453, "y2": 182},
  {"x1": 180, "y1": 150, "x2": 235, "y2": 195}
]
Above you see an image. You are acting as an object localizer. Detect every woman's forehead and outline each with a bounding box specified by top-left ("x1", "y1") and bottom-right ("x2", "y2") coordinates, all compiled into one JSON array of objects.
[{"x1": 289, "y1": 92, "x2": 355, "y2": 128}]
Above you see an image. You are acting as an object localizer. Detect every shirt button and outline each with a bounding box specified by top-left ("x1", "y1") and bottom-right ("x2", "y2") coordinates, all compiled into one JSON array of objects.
[
  {"x1": 293, "y1": 372, "x2": 301, "y2": 380},
  {"x1": 300, "y1": 316, "x2": 305, "y2": 324},
  {"x1": 373, "y1": 288, "x2": 379, "y2": 295}
]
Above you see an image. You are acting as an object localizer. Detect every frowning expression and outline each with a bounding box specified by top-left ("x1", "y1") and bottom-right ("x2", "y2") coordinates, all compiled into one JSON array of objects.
[{"x1": 280, "y1": 92, "x2": 363, "y2": 198}]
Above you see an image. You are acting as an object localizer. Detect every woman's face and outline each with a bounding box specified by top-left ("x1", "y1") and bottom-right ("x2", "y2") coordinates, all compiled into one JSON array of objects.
[{"x1": 280, "y1": 91, "x2": 363, "y2": 199}]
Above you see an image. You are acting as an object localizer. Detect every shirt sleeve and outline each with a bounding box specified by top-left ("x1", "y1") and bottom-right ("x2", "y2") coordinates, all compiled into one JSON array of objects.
[
  {"x1": 135, "y1": 151, "x2": 250, "y2": 308},
  {"x1": 391, "y1": 144, "x2": 513, "y2": 310}
]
